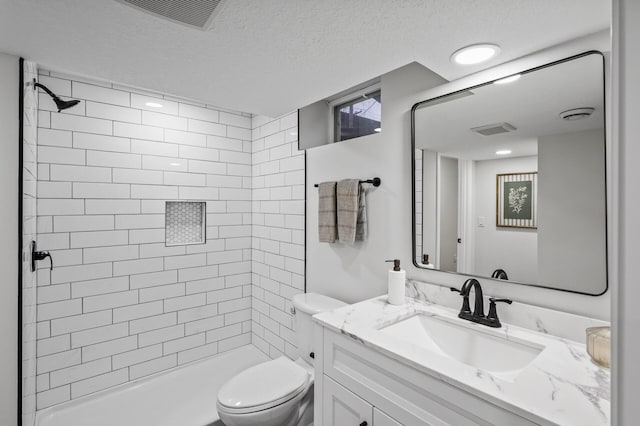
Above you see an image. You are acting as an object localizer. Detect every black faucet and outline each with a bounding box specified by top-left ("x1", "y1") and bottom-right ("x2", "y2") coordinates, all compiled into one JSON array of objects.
[
  {"x1": 450, "y1": 279, "x2": 512, "y2": 328},
  {"x1": 491, "y1": 268, "x2": 509, "y2": 280},
  {"x1": 486, "y1": 297, "x2": 513, "y2": 328},
  {"x1": 459, "y1": 278, "x2": 485, "y2": 319}
]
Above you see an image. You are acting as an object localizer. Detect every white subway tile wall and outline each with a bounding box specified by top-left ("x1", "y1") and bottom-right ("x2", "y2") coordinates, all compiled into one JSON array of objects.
[
  {"x1": 23, "y1": 61, "x2": 39, "y2": 426},
  {"x1": 251, "y1": 114, "x2": 305, "y2": 360},
  {"x1": 35, "y1": 71, "x2": 254, "y2": 409}
]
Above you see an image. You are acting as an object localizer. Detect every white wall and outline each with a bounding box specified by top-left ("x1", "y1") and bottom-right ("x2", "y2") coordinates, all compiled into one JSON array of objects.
[
  {"x1": 34, "y1": 70, "x2": 253, "y2": 409},
  {"x1": 439, "y1": 156, "x2": 458, "y2": 272},
  {"x1": 473, "y1": 156, "x2": 538, "y2": 283},
  {"x1": 0, "y1": 51, "x2": 19, "y2": 426},
  {"x1": 250, "y1": 113, "x2": 305, "y2": 360},
  {"x1": 538, "y1": 129, "x2": 607, "y2": 294},
  {"x1": 306, "y1": 33, "x2": 611, "y2": 320},
  {"x1": 306, "y1": 63, "x2": 446, "y2": 303},
  {"x1": 612, "y1": 0, "x2": 639, "y2": 423}
]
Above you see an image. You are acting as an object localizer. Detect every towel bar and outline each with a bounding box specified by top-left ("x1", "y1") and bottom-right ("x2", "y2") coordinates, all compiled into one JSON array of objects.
[{"x1": 313, "y1": 177, "x2": 381, "y2": 188}]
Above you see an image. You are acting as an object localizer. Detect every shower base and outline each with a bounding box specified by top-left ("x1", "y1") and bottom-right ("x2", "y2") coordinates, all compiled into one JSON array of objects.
[{"x1": 35, "y1": 344, "x2": 269, "y2": 426}]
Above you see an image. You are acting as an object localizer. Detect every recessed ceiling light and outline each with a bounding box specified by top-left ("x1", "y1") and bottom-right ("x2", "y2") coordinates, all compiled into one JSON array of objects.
[
  {"x1": 494, "y1": 74, "x2": 521, "y2": 85},
  {"x1": 145, "y1": 102, "x2": 163, "y2": 108},
  {"x1": 374, "y1": 127, "x2": 381, "y2": 132},
  {"x1": 451, "y1": 44, "x2": 500, "y2": 65},
  {"x1": 496, "y1": 150, "x2": 512, "y2": 155}
]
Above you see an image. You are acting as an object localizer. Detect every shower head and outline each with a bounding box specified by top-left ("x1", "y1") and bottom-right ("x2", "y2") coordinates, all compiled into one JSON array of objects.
[
  {"x1": 54, "y1": 98, "x2": 81, "y2": 111},
  {"x1": 32, "y1": 80, "x2": 81, "y2": 112}
]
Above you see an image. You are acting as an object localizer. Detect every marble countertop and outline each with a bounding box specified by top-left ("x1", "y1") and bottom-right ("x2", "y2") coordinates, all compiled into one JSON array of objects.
[{"x1": 313, "y1": 296, "x2": 610, "y2": 426}]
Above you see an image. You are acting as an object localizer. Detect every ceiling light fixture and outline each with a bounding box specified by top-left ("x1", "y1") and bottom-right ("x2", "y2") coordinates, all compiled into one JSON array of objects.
[
  {"x1": 451, "y1": 44, "x2": 500, "y2": 65},
  {"x1": 374, "y1": 128, "x2": 381, "y2": 132},
  {"x1": 145, "y1": 102, "x2": 163, "y2": 108},
  {"x1": 494, "y1": 74, "x2": 521, "y2": 85},
  {"x1": 496, "y1": 150, "x2": 512, "y2": 155}
]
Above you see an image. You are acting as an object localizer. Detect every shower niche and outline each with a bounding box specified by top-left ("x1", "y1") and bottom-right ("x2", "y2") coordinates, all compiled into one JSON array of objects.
[{"x1": 165, "y1": 201, "x2": 207, "y2": 246}]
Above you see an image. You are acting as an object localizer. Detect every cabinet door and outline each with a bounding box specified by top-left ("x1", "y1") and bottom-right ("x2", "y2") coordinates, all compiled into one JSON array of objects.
[
  {"x1": 374, "y1": 408, "x2": 403, "y2": 426},
  {"x1": 323, "y1": 376, "x2": 373, "y2": 426}
]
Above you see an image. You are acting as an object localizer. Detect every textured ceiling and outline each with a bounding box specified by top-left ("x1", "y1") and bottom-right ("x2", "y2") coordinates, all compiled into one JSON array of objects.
[
  {"x1": 415, "y1": 53, "x2": 605, "y2": 160},
  {"x1": 0, "y1": 0, "x2": 609, "y2": 117}
]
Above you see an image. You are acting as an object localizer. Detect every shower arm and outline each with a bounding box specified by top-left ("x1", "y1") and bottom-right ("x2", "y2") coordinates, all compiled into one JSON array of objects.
[{"x1": 32, "y1": 80, "x2": 58, "y2": 99}]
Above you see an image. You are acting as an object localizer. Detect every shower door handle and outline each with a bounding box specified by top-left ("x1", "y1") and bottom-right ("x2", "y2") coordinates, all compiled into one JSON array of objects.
[{"x1": 31, "y1": 241, "x2": 53, "y2": 272}]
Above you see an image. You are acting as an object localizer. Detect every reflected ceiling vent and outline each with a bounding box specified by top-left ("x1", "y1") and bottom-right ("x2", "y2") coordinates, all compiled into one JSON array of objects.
[
  {"x1": 559, "y1": 107, "x2": 595, "y2": 121},
  {"x1": 115, "y1": 0, "x2": 228, "y2": 30},
  {"x1": 470, "y1": 122, "x2": 516, "y2": 136}
]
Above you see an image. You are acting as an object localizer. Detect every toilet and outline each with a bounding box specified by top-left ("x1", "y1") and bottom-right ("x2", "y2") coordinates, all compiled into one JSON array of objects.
[{"x1": 216, "y1": 293, "x2": 346, "y2": 426}]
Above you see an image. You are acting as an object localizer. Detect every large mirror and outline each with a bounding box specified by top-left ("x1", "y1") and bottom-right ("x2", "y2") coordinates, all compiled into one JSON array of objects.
[{"x1": 411, "y1": 52, "x2": 607, "y2": 295}]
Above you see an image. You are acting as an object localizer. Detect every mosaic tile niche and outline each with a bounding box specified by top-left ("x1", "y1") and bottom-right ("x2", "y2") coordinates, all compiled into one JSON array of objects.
[{"x1": 165, "y1": 201, "x2": 206, "y2": 246}]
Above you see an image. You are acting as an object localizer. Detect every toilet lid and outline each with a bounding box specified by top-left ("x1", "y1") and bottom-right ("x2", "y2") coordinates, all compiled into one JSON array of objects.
[{"x1": 217, "y1": 357, "x2": 309, "y2": 413}]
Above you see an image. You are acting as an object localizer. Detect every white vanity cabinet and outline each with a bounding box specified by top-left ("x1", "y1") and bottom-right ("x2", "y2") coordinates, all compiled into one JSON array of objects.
[
  {"x1": 314, "y1": 326, "x2": 542, "y2": 426},
  {"x1": 323, "y1": 376, "x2": 403, "y2": 426},
  {"x1": 374, "y1": 408, "x2": 403, "y2": 426},
  {"x1": 323, "y1": 376, "x2": 373, "y2": 426}
]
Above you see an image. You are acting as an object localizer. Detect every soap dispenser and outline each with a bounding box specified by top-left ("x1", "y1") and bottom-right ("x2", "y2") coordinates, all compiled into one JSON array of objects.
[
  {"x1": 422, "y1": 254, "x2": 435, "y2": 269},
  {"x1": 386, "y1": 259, "x2": 406, "y2": 305}
]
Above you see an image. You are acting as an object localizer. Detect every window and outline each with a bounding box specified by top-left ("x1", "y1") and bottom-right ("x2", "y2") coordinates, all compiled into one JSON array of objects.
[
  {"x1": 298, "y1": 81, "x2": 382, "y2": 149},
  {"x1": 332, "y1": 87, "x2": 381, "y2": 142}
]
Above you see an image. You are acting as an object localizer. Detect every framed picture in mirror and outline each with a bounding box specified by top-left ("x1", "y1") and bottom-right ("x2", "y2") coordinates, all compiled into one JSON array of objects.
[{"x1": 496, "y1": 172, "x2": 537, "y2": 228}]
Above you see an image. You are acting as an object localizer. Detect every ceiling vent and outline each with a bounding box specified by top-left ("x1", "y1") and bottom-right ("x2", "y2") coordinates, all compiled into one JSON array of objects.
[
  {"x1": 470, "y1": 122, "x2": 517, "y2": 136},
  {"x1": 559, "y1": 107, "x2": 595, "y2": 121},
  {"x1": 115, "y1": 0, "x2": 228, "y2": 30}
]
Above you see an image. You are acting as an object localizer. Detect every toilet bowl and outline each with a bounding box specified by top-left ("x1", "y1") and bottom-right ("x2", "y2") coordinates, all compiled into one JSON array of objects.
[
  {"x1": 216, "y1": 293, "x2": 346, "y2": 426},
  {"x1": 216, "y1": 357, "x2": 313, "y2": 426}
]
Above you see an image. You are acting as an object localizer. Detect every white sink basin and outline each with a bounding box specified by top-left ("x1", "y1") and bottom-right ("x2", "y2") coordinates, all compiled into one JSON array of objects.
[{"x1": 379, "y1": 314, "x2": 544, "y2": 378}]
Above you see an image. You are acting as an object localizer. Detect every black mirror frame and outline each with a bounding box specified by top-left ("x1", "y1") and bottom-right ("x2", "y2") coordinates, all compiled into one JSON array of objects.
[{"x1": 410, "y1": 50, "x2": 608, "y2": 296}]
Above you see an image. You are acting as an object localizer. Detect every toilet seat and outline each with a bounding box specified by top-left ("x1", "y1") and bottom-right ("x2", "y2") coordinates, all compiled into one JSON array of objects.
[{"x1": 217, "y1": 357, "x2": 310, "y2": 415}]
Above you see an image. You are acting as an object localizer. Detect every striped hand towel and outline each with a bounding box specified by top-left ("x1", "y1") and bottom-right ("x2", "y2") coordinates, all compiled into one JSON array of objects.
[
  {"x1": 337, "y1": 179, "x2": 367, "y2": 243},
  {"x1": 356, "y1": 184, "x2": 368, "y2": 242},
  {"x1": 318, "y1": 181, "x2": 337, "y2": 243}
]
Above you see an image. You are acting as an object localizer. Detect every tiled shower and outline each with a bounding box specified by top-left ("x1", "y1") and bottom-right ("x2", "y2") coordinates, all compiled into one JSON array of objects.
[{"x1": 29, "y1": 69, "x2": 304, "y2": 413}]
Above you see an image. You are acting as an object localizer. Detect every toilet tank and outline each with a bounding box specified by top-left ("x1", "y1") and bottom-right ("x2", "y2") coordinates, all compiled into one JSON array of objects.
[{"x1": 292, "y1": 293, "x2": 346, "y2": 365}]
